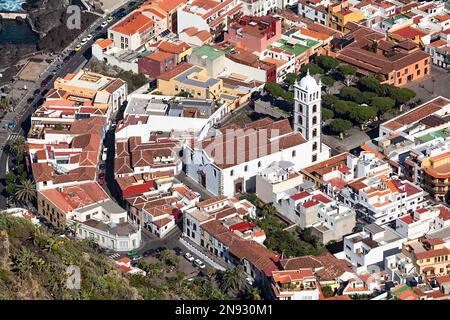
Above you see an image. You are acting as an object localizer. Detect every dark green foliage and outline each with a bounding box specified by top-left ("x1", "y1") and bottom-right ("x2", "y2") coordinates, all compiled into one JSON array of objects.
[{"x1": 322, "y1": 108, "x2": 334, "y2": 121}]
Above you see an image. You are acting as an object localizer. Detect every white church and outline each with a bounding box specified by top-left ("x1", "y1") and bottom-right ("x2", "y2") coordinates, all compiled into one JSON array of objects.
[{"x1": 183, "y1": 71, "x2": 330, "y2": 196}]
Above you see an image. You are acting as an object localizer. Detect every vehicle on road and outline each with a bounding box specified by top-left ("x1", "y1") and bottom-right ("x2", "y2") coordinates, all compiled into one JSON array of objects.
[
  {"x1": 86, "y1": 34, "x2": 93, "y2": 40},
  {"x1": 132, "y1": 255, "x2": 142, "y2": 261},
  {"x1": 128, "y1": 1, "x2": 136, "y2": 7},
  {"x1": 33, "y1": 89, "x2": 41, "y2": 95},
  {"x1": 80, "y1": 38, "x2": 88, "y2": 45},
  {"x1": 40, "y1": 75, "x2": 52, "y2": 87},
  {"x1": 63, "y1": 56, "x2": 70, "y2": 63},
  {"x1": 143, "y1": 249, "x2": 155, "y2": 257},
  {"x1": 155, "y1": 246, "x2": 167, "y2": 254},
  {"x1": 107, "y1": 16, "x2": 113, "y2": 22},
  {"x1": 174, "y1": 247, "x2": 182, "y2": 255},
  {"x1": 7, "y1": 121, "x2": 14, "y2": 129},
  {"x1": 74, "y1": 44, "x2": 82, "y2": 51},
  {"x1": 184, "y1": 252, "x2": 194, "y2": 262},
  {"x1": 127, "y1": 249, "x2": 138, "y2": 259},
  {"x1": 194, "y1": 259, "x2": 205, "y2": 269},
  {"x1": 101, "y1": 21, "x2": 108, "y2": 27}
]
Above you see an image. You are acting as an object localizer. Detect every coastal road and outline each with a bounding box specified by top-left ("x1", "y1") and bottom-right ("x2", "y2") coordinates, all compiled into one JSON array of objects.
[{"x1": 0, "y1": 0, "x2": 147, "y2": 209}]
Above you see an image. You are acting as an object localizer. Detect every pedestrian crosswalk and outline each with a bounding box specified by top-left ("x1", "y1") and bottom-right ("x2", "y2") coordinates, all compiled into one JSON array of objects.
[{"x1": 109, "y1": 253, "x2": 121, "y2": 260}]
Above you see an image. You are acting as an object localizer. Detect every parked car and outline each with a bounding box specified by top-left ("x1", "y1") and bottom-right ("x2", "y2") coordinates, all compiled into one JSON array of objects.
[
  {"x1": 7, "y1": 121, "x2": 14, "y2": 129},
  {"x1": 107, "y1": 16, "x2": 113, "y2": 22},
  {"x1": 132, "y1": 255, "x2": 142, "y2": 261},
  {"x1": 155, "y1": 246, "x2": 167, "y2": 254},
  {"x1": 86, "y1": 34, "x2": 93, "y2": 40},
  {"x1": 184, "y1": 252, "x2": 194, "y2": 262},
  {"x1": 143, "y1": 249, "x2": 155, "y2": 257},
  {"x1": 194, "y1": 259, "x2": 205, "y2": 269},
  {"x1": 74, "y1": 44, "x2": 82, "y2": 51},
  {"x1": 101, "y1": 21, "x2": 108, "y2": 27},
  {"x1": 174, "y1": 247, "x2": 182, "y2": 256}
]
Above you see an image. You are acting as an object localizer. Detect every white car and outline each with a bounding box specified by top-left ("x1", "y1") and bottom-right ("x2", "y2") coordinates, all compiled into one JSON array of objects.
[
  {"x1": 194, "y1": 259, "x2": 205, "y2": 269},
  {"x1": 80, "y1": 38, "x2": 88, "y2": 45},
  {"x1": 101, "y1": 21, "x2": 108, "y2": 28},
  {"x1": 86, "y1": 34, "x2": 93, "y2": 40},
  {"x1": 185, "y1": 252, "x2": 194, "y2": 262}
]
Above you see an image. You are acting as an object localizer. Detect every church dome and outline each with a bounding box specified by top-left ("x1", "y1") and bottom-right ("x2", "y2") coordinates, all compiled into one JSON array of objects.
[{"x1": 298, "y1": 70, "x2": 320, "y2": 91}]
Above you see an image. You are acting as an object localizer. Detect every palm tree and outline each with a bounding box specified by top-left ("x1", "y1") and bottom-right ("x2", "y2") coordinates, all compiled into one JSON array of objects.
[
  {"x1": 6, "y1": 136, "x2": 26, "y2": 156},
  {"x1": 218, "y1": 265, "x2": 248, "y2": 294},
  {"x1": 246, "y1": 286, "x2": 261, "y2": 300},
  {"x1": 15, "y1": 179, "x2": 36, "y2": 204}
]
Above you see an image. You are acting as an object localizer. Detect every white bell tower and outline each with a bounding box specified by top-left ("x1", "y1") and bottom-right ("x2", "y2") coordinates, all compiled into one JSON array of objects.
[{"x1": 294, "y1": 70, "x2": 322, "y2": 162}]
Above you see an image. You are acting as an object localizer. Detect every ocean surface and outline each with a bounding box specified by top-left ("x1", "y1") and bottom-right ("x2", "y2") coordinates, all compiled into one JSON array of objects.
[
  {"x1": 0, "y1": 0, "x2": 25, "y2": 12},
  {"x1": 0, "y1": 19, "x2": 38, "y2": 44}
]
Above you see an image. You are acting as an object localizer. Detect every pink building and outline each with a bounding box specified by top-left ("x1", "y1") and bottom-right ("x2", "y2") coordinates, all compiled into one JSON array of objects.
[{"x1": 224, "y1": 15, "x2": 281, "y2": 53}]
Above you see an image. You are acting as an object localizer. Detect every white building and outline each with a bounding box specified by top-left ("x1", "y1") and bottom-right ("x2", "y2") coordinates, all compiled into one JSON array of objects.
[
  {"x1": 108, "y1": 11, "x2": 156, "y2": 51},
  {"x1": 293, "y1": 70, "x2": 330, "y2": 164},
  {"x1": 177, "y1": 0, "x2": 243, "y2": 39},
  {"x1": 124, "y1": 94, "x2": 229, "y2": 140},
  {"x1": 343, "y1": 223, "x2": 406, "y2": 273},
  {"x1": 72, "y1": 199, "x2": 142, "y2": 252},
  {"x1": 340, "y1": 175, "x2": 426, "y2": 225},
  {"x1": 297, "y1": 0, "x2": 330, "y2": 26}
]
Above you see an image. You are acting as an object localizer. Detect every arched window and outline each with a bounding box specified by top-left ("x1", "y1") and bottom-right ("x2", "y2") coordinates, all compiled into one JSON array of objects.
[
  {"x1": 298, "y1": 115, "x2": 303, "y2": 125},
  {"x1": 313, "y1": 128, "x2": 318, "y2": 138},
  {"x1": 313, "y1": 104, "x2": 317, "y2": 113},
  {"x1": 312, "y1": 116, "x2": 317, "y2": 125}
]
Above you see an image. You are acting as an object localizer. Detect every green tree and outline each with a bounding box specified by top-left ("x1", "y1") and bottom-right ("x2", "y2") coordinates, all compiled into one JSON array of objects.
[
  {"x1": 239, "y1": 193, "x2": 259, "y2": 207},
  {"x1": 330, "y1": 119, "x2": 352, "y2": 139},
  {"x1": 358, "y1": 75, "x2": 381, "y2": 93},
  {"x1": 370, "y1": 96, "x2": 396, "y2": 118},
  {"x1": 349, "y1": 106, "x2": 377, "y2": 128},
  {"x1": 217, "y1": 265, "x2": 248, "y2": 295},
  {"x1": 333, "y1": 100, "x2": 356, "y2": 117},
  {"x1": 284, "y1": 73, "x2": 298, "y2": 86},
  {"x1": 339, "y1": 86, "x2": 363, "y2": 103},
  {"x1": 6, "y1": 183, "x2": 16, "y2": 197},
  {"x1": 6, "y1": 136, "x2": 26, "y2": 156},
  {"x1": 316, "y1": 55, "x2": 340, "y2": 72},
  {"x1": 337, "y1": 64, "x2": 357, "y2": 86},
  {"x1": 322, "y1": 108, "x2": 334, "y2": 121},
  {"x1": 322, "y1": 93, "x2": 338, "y2": 109},
  {"x1": 321, "y1": 75, "x2": 335, "y2": 92},
  {"x1": 322, "y1": 285, "x2": 334, "y2": 298},
  {"x1": 390, "y1": 87, "x2": 416, "y2": 106},
  {"x1": 300, "y1": 62, "x2": 323, "y2": 76},
  {"x1": 15, "y1": 179, "x2": 36, "y2": 204},
  {"x1": 5, "y1": 172, "x2": 15, "y2": 184}
]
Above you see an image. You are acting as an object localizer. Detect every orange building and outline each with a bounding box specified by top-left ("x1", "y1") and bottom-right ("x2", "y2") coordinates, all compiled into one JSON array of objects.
[{"x1": 422, "y1": 152, "x2": 450, "y2": 202}]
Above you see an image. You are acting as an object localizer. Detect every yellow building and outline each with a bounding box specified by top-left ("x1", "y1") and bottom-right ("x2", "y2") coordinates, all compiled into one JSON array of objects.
[
  {"x1": 403, "y1": 238, "x2": 450, "y2": 278},
  {"x1": 328, "y1": 0, "x2": 365, "y2": 33},
  {"x1": 157, "y1": 62, "x2": 223, "y2": 99},
  {"x1": 53, "y1": 69, "x2": 127, "y2": 113}
]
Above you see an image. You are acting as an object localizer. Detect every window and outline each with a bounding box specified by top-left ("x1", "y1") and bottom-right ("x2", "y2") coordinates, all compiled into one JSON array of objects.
[
  {"x1": 313, "y1": 142, "x2": 317, "y2": 151},
  {"x1": 292, "y1": 150, "x2": 296, "y2": 157},
  {"x1": 312, "y1": 128, "x2": 318, "y2": 138},
  {"x1": 258, "y1": 161, "x2": 261, "y2": 168},
  {"x1": 298, "y1": 115, "x2": 303, "y2": 125},
  {"x1": 244, "y1": 165, "x2": 248, "y2": 172},
  {"x1": 230, "y1": 170, "x2": 234, "y2": 176},
  {"x1": 312, "y1": 116, "x2": 317, "y2": 125}
]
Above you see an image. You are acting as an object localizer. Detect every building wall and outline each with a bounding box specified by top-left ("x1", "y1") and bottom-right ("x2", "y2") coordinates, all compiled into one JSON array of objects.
[
  {"x1": 138, "y1": 55, "x2": 177, "y2": 78},
  {"x1": 38, "y1": 192, "x2": 67, "y2": 229},
  {"x1": 76, "y1": 223, "x2": 141, "y2": 252}
]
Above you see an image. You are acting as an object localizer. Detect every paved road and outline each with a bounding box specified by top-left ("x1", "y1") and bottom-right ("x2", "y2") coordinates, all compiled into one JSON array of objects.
[{"x1": 0, "y1": 0, "x2": 147, "y2": 210}]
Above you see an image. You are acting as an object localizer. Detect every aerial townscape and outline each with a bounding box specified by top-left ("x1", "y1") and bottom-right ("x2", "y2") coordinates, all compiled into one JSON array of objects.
[{"x1": 1, "y1": 0, "x2": 450, "y2": 303}]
